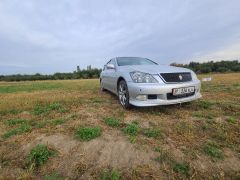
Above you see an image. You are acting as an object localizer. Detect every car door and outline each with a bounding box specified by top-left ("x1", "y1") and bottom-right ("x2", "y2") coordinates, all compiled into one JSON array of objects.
[
  {"x1": 100, "y1": 64, "x2": 108, "y2": 89},
  {"x1": 102, "y1": 59, "x2": 114, "y2": 90},
  {"x1": 107, "y1": 58, "x2": 118, "y2": 93}
]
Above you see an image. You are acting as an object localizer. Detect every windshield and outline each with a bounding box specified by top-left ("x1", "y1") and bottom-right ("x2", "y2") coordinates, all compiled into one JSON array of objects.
[{"x1": 117, "y1": 57, "x2": 158, "y2": 66}]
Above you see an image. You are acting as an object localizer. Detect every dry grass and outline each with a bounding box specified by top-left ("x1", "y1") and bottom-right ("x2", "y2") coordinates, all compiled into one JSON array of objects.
[{"x1": 0, "y1": 73, "x2": 239, "y2": 179}]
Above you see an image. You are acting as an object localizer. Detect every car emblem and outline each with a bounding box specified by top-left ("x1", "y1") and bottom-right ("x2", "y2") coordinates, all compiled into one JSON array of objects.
[{"x1": 179, "y1": 74, "x2": 183, "y2": 80}]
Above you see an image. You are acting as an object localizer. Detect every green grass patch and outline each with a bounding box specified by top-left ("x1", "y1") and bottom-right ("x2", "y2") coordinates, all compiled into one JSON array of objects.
[
  {"x1": 75, "y1": 126, "x2": 101, "y2": 141},
  {"x1": 34, "y1": 103, "x2": 67, "y2": 115},
  {"x1": 50, "y1": 119, "x2": 66, "y2": 125},
  {"x1": 154, "y1": 147, "x2": 161, "y2": 152},
  {"x1": 28, "y1": 120, "x2": 48, "y2": 129},
  {"x1": 123, "y1": 122, "x2": 140, "y2": 136},
  {"x1": 193, "y1": 111, "x2": 216, "y2": 119},
  {"x1": 143, "y1": 128, "x2": 162, "y2": 138},
  {"x1": 5, "y1": 118, "x2": 27, "y2": 126},
  {"x1": 2, "y1": 124, "x2": 32, "y2": 139},
  {"x1": 90, "y1": 97, "x2": 108, "y2": 104},
  {"x1": 101, "y1": 169, "x2": 120, "y2": 180},
  {"x1": 0, "y1": 82, "x2": 63, "y2": 93},
  {"x1": 175, "y1": 121, "x2": 193, "y2": 135},
  {"x1": 104, "y1": 117, "x2": 121, "y2": 127},
  {"x1": 27, "y1": 144, "x2": 56, "y2": 168},
  {"x1": 197, "y1": 100, "x2": 213, "y2": 109},
  {"x1": 44, "y1": 172, "x2": 63, "y2": 180},
  {"x1": 226, "y1": 117, "x2": 236, "y2": 124},
  {"x1": 172, "y1": 162, "x2": 189, "y2": 176},
  {"x1": 203, "y1": 141, "x2": 223, "y2": 159}
]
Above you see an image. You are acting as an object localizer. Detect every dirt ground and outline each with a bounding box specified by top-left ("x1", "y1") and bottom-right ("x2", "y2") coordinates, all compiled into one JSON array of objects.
[{"x1": 0, "y1": 73, "x2": 239, "y2": 179}]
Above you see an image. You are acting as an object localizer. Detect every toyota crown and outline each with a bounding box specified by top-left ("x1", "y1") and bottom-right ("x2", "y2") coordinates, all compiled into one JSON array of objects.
[{"x1": 100, "y1": 57, "x2": 202, "y2": 108}]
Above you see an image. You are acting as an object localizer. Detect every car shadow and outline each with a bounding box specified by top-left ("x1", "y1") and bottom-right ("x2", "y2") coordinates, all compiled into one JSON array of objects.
[{"x1": 101, "y1": 89, "x2": 196, "y2": 115}]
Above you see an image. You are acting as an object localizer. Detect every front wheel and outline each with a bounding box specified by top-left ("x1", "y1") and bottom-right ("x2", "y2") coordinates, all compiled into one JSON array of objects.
[
  {"x1": 118, "y1": 80, "x2": 131, "y2": 109},
  {"x1": 100, "y1": 79, "x2": 106, "y2": 91}
]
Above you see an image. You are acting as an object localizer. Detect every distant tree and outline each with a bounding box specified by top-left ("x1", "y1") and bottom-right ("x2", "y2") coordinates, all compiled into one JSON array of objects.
[
  {"x1": 170, "y1": 60, "x2": 240, "y2": 74},
  {"x1": 1, "y1": 61, "x2": 239, "y2": 82},
  {"x1": 77, "y1": 66, "x2": 80, "y2": 72}
]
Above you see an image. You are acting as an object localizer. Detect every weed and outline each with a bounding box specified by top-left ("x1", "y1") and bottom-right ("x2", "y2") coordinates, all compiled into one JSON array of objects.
[
  {"x1": 102, "y1": 169, "x2": 120, "y2": 180},
  {"x1": 197, "y1": 100, "x2": 213, "y2": 109},
  {"x1": 75, "y1": 126, "x2": 101, "y2": 141},
  {"x1": 34, "y1": 105, "x2": 49, "y2": 115},
  {"x1": 5, "y1": 118, "x2": 27, "y2": 126},
  {"x1": 172, "y1": 162, "x2": 189, "y2": 176},
  {"x1": 201, "y1": 123, "x2": 209, "y2": 131},
  {"x1": 90, "y1": 97, "x2": 106, "y2": 103},
  {"x1": 123, "y1": 122, "x2": 140, "y2": 136},
  {"x1": 9, "y1": 109, "x2": 22, "y2": 115},
  {"x1": 151, "y1": 111, "x2": 161, "y2": 116},
  {"x1": 2, "y1": 124, "x2": 32, "y2": 139},
  {"x1": 33, "y1": 121, "x2": 48, "y2": 129},
  {"x1": 193, "y1": 111, "x2": 215, "y2": 119},
  {"x1": 143, "y1": 128, "x2": 162, "y2": 138},
  {"x1": 50, "y1": 119, "x2": 65, "y2": 125},
  {"x1": 203, "y1": 141, "x2": 223, "y2": 159},
  {"x1": 34, "y1": 103, "x2": 67, "y2": 115},
  {"x1": 154, "y1": 147, "x2": 161, "y2": 152},
  {"x1": 104, "y1": 117, "x2": 121, "y2": 127},
  {"x1": 129, "y1": 136, "x2": 137, "y2": 143},
  {"x1": 27, "y1": 144, "x2": 55, "y2": 168},
  {"x1": 48, "y1": 103, "x2": 62, "y2": 110},
  {"x1": 213, "y1": 124, "x2": 228, "y2": 141},
  {"x1": 226, "y1": 117, "x2": 236, "y2": 124},
  {"x1": 175, "y1": 121, "x2": 192, "y2": 135},
  {"x1": 155, "y1": 150, "x2": 174, "y2": 164},
  {"x1": 44, "y1": 172, "x2": 62, "y2": 180},
  {"x1": 206, "y1": 119, "x2": 216, "y2": 124}
]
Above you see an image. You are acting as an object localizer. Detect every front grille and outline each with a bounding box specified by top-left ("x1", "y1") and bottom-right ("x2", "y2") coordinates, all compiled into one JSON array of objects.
[
  {"x1": 160, "y1": 72, "x2": 192, "y2": 83},
  {"x1": 167, "y1": 92, "x2": 195, "y2": 100}
]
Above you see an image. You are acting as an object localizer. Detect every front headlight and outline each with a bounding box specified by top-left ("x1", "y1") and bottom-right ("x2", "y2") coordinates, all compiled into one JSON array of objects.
[{"x1": 130, "y1": 71, "x2": 158, "y2": 83}]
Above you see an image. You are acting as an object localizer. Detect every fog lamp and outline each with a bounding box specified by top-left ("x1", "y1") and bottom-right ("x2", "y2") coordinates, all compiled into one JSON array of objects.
[{"x1": 136, "y1": 95, "x2": 147, "y2": 101}]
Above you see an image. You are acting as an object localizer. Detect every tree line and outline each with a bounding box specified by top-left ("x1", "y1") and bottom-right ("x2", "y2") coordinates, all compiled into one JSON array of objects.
[
  {"x1": 0, "y1": 60, "x2": 239, "y2": 81},
  {"x1": 170, "y1": 60, "x2": 240, "y2": 73},
  {"x1": 0, "y1": 67, "x2": 102, "y2": 81}
]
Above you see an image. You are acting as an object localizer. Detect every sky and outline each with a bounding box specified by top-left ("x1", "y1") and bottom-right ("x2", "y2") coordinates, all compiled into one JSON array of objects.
[{"x1": 0, "y1": 0, "x2": 240, "y2": 75}]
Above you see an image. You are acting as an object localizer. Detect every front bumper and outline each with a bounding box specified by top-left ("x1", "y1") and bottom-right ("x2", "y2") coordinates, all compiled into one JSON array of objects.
[{"x1": 127, "y1": 80, "x2": 202, "y2": 107}]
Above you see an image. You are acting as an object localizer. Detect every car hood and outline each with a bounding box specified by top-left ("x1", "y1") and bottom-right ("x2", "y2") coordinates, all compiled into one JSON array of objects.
[{"x1": 118, "y1": 65, "x2": 191, "y2": 74}]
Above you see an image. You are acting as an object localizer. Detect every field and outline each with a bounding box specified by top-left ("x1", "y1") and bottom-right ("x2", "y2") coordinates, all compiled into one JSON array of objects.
[{"x1": 0, "y1": 73, "x2": 239, "y2": 179}]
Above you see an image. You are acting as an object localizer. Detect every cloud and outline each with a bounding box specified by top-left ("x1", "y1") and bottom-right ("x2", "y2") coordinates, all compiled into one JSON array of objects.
[
  {"x1": 190, "y1": 43, "x2": 240, "y2": 62},
  {"x1": 0, "y1": 0, "x2": 240, "y2": 74}
]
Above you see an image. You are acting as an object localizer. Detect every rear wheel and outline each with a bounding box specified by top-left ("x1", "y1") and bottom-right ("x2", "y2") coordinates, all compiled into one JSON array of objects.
[{"x1": 118, "y1": 80, "x2": 131, "y2": 109}]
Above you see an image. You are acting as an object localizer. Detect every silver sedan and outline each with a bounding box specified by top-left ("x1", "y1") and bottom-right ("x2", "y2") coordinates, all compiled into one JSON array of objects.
[{"x1": 100, "y1": 57, "x2": 202, "y2": 108}]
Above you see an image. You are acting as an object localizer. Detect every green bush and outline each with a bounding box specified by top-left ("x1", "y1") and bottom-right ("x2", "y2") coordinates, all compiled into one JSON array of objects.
[
  {"x1": 75, "y1": 126, "x2": 101, "y2": 141},
  {"x1": 143, "y1": 128, "x2": 162, "y2": 138},
  {"x1": 34, "y1": 103, "x2": 66, "y2": 115},
  {"x1": 203, "y1": 141, "x2": 223, "y2": 159},
  {"x1": 123, "y1": 122, "x2": 140, "y2": 136},
  {"x1": 27, "y1": 144, "x2": 55, "y2": 167},
  {"x1": 173, "y1": 162, "x2": 189, "y2": 176},
  {"x1": 104, "y1": 117, "x2": 121, "y2": 127},
  {"x1": 2, "y1": 124, "x2": 32, "y2": 139},
  {"x1": 50, "y1": 119, "x2": 66, "y2": 125},
  {"x1": 102, "y1": 169, "x2": 120, "y2": 180},
  {"x1": 5, "y1": 118, "x2": 27, "y2": 126}
]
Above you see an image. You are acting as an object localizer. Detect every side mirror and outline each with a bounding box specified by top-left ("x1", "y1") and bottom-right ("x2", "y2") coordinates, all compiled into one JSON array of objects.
[{"x1": 106, "y1": 64, "x2": 115, "y2": 69}]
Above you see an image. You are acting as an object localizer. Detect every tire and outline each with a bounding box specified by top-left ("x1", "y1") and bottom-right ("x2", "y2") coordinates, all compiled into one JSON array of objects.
[
  {"x1": 118, "y1": 80, "x2": 131, "y2": 109},
  {"x1": 100, "y1": 79, "x2": 106, "y2": 91}
]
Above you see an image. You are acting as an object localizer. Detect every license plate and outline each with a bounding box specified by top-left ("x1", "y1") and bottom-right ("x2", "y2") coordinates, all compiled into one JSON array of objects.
[{"x1": 172, "y1": 86, "x2": 195, "y2": 96}]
